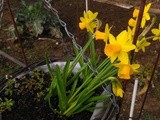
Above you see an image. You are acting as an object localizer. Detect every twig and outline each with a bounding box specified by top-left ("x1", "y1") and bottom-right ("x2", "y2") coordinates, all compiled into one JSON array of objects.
[
  {"x1": 131, "y1": 0, "x2": 146, "y2": 63},
  {"x1": 138, "y1": 46, "x2": 160, "y2": 119},
  {"x1": 38, "y1": 37, "x2": 56, "y2": 42},
  {"x1": 0, "y1": 49, "x2": 26, "y2": 67},
  {"x1": 116, "y1": 0, "x2": 146, "y2": 119},
  {"x1": 6, "y1": 0, "x2": 28, "y2": 66},
  {"x1": 0, "y1": 112, "x2": 2, "y2": 120}
]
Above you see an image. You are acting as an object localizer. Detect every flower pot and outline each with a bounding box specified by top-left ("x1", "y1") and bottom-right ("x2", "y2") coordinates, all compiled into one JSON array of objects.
[{"x1": 0, "y1": 59, "x2": 118, "y2": 120}]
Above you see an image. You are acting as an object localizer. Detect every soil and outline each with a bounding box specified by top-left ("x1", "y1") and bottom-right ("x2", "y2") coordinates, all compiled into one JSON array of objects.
[
  {"x1": 1, "y1": 70, "x2": 92, "y2": 120},
  {"x1": 0, "y1": 0, "x2": 160, "y2": 120}
]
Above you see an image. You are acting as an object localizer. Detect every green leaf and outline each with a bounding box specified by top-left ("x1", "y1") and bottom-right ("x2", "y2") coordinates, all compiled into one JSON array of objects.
[
  {"x1": 101, "y1": 68, "x2": 118, "y2": 80},
  {"x1": 76, "y1": 91, "x2": 94, "y2": 105},
  {"x1": 89, "y1": 32, "x2": 97, "y2": 67},
  {"x1": 45, "y1": 54, "x2": 57, "y2": 109},
  {"x1": 62, "y1": 60, "x2": 71, "y2": 87},
  {"x1": 67, "y1": 63, "x2": 88, "y2": 86},
  {"x1": 68, "y1": 76, "x2": 79, "y2": 99},
  {"x1": 88, "y1": 77, "x2": 117, "y2": 95},
  {"x1": 32, "y1": 19, "x2": 44, "y2": 37},
  {"x1": 73, "y1": 102, "x2": 95, "y2": 115},
  {"x1": 68, "y1": 34, "x2": 94, "y2": 76},
  {"x1": 45, "y1": 54, "x2": 56, "y2": 88},
  {"x1": 65, "y1": 92, "x2": 94, "y2": 116},
  {"x1": 67, "y1": 64, "x2": 88, "y2": 101},
  {"x1": 73, "y1": 41, "x2": 85, "y2": 67},
  {"x1": 55, "y1": 65, "x2": 67, "y2": 112},
  {"x1": 67, "y1": 74, "x2": 93, "y2": 104},
  {"x1": 88, "y1": 94, "x2": 111, "y2": 102},
  {"x1": 97, "y1": 57, "x2": 111, "y2": 71},
  {"x1": 45, "y1": 77, "x2": 56, "y2": 101},
  {"x1": 63, "y1": 101, "x2": 77, "y2": 116}
]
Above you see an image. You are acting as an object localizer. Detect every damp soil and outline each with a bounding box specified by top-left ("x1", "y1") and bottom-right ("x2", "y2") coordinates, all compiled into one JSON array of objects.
[
  {"x1": 1, "y1": 70, "x2": 92, "y2": 120},
  {"x1": 0, "y1": 0, "x2": 160, "y2": 120}
]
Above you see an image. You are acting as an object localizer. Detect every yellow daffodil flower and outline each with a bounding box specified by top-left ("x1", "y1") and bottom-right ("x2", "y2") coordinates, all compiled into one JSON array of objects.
[
  {"x1": 128, "y1": 3, "x2": 151, "y2": 28},
  {"x1": 112, "y1": 80, "x2": 124, "y2": 98},
  {"x1": 79, "y1": 10, "x2": 98, "y2": 33},
  {"x1": 128, "y1": 18, "x2": 137, "y2": 28},
  {"x1": 104, "y1": 30, "x2": 136, "y2": 63},
  {"x1": 135, "y1": 37, "x2": 151, "y2": 52},
  {"x1": 127, "y1": 26, "x2": 134, "y2": 43},
  {"x1": 114, "y1": 62, "x2": 140, "y2": 79},
  {"x1": 95, "y1": 24, "x2": 111, "y2": 43},
  {"x1": 151, "y1": 24, "x2": 160, "y2": 41}
]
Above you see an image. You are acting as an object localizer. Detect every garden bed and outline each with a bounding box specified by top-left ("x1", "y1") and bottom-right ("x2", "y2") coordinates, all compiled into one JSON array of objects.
[{"x1": 0, "y1": 0, "x2": 160, "y2": 119}]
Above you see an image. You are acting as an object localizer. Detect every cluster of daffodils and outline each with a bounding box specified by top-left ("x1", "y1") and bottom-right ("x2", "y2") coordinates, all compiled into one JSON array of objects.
[{"x1": 79, "y1": 3, "x2": 160, "y2": 97}]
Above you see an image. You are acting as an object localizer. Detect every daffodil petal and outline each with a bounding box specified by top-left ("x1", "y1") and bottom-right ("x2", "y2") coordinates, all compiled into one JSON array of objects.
[
  {"x1": 118, "y1": 52, "x2": 129, "y2": 64},
  {"x1": 117, "y1": 30, "x2": 128, "y2": 44},
  {"x1": 131, "y1": 64, "x2": 140, "y2": 73},
  {"x1": 95, "y1": 31, "x2": 105, "y2": 41},
  {"x1": 79, "y1": 23, "x2": 86, "y2": 30},
  {"x1": 112, "y1": 81, "x2": 124, "y2": 98},
  {"x1": 144, "y1": 3, "x2": 151, "y2": 12},
  {"x1": 122, "y1": 44, "x2": 136, "y2": 52},
  {"x1": 128, "y1": 18, "x2": 136, "y2": 27},
  {"x1": 141, "y1": 18, "x2": 146, "y2": 28},
  {"x1": 152, "y1": 29, "x2": 159, "y2": 35},
  {"x1": 133, "y1": 9, "x2": 139, "y2": 18},
  {"x1": 145, "y1": 13, "x2": 150, "y2": 20},
  {"x1": 109, "y1": 34, "x2": 117, "y2": 44}
]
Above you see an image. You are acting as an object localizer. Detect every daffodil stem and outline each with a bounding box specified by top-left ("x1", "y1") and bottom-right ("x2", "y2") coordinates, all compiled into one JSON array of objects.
[
  {"x1": 89, "y1": 32, "x2": 96, "y2": 66},
  {"x1": 139, "y1": 17, "x2": 156, "y2": 37},
  {"x1": 145, "y1": 35, "x2": 160, "y2": 40},
  {"x1": 131, "y1": 0, "x2": 147, "y2": 63},
  {"x1": 138, "y1": 34, "x2": 160, "y2": 41}
]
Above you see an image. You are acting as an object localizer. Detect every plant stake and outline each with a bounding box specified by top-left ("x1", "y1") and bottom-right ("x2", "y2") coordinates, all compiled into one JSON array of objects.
[
  {"x1": 116, "y1": 0, "x2": 146, "y2": 119},
  {"x1": 85, "y1": 0, "x2": 88, "y2": 14},
  {"x1": 6, "y1": 0, "x2": 28, "y2": 66},
  {"x1": 129, "y1": 79, "x2": 139, "y2": 120}
]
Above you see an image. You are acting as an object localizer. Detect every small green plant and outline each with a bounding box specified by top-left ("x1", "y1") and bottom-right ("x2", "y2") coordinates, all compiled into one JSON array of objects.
[
  {"x1": 14, "y1": 70, "x2": 49, "y2": 101},
  {"x1": 7, "y1": 0, "x2": 61, "y2": 39},
  {"x1": 0, "y1": 98, "x2": 14, "y2": 112},
  {"x1": 142, "y1": 111, "x2": 157, "y2": 120},
  {"x1": 4, "y1": 79, "x2": 16, "y2": 96},
  {"x1": 45, "y1": 29, "x2": 121, "y2": 117},
  {"x1": 45, "y1": 55, "x2": 118, "y2": 117},
  {"x1": 0, "y1": 70, "x2": 50, "y2": 113}
]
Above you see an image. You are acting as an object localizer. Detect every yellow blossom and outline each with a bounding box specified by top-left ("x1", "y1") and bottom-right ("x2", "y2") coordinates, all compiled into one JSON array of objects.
[
  {"x1": 104, "y1": 30, "x2": 136, "y2": 63},
  {"x1": 95, "y1": 24, "x2": 111, "y2": 43},
  {"x1": 135, "y1": 37, "x2": 151, "y2": 52},
  {"x1": 114, "y1": 62, "x2": 140, "y2": 79},
  {"x1": 128, "y1": 18, "x2": 137, "y2": 28},
  {"x1": 112, "y1": 80, "x2": 124, "y2": 98},
  {"x1": 151, "y1": 24, "x2": 160, "y2": 41},
  {"x1": 79, "y1": 10, "x2": 98, "y2": 33},
  {"x1": 127, "y1": 26, "x2": 134, "y2": 43},
  {"x1": 128, "y1": 3, "x2": 151, "y2": 28}
]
